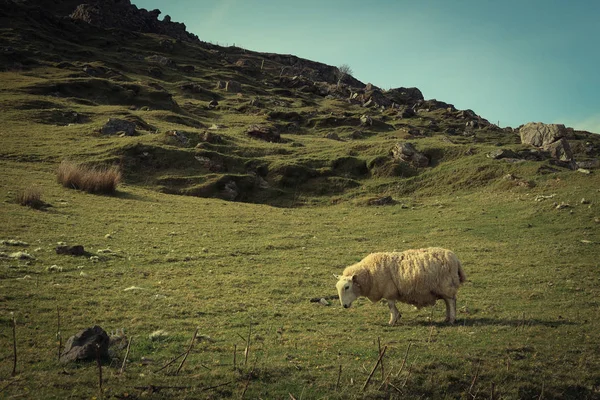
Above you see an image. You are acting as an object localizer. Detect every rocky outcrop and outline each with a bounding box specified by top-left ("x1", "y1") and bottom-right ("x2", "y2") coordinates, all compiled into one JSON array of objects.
[
  {"x1": 520, "y1": 122, "x2": 574, "y2": 164},
  {"x1": 519, "y1": 122, "x2": 569, "y2": 147},
  {"x1": 68, "y1": 0, "x2": 199, "y2": 42}
]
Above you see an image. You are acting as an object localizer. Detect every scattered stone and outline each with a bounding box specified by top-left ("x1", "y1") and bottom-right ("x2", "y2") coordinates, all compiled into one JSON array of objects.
[
  {"x1": 9, "y1": 251, "x2": 35, "y2": 260},
  {"x1": 60, "y1": 326, "x2": 110, "y2": 364},
  {"x1": 577, "y1": 168, "x2": 591, "y2": 175},
  {"x1": 16, "y1": 275, "x2": 31, "y2": 280},
  {"x1": 100, "y1": 118, "x2": 136, "y2": 136},
  {"x1": 165, "y1": 130, "x2": 190, "y2": 145},
  {"x1": 104, "y1": 234, "x2": 112, "y2": 239},
  {"x1": 123, "y1": 286, "x2": 144, "y2": 291},
  {"x1": 555, "y1": 202, "x2": 571, "y2": 210},
  {"x1": 208, "y1": 99, "x2": 218, "y2": 109},
  {"x1": 581, "y1": 198, "x2": 590, "y2": 205},
  {"x1": 90, "y1": 255, "x2": 100, "y2": 262},
  {"x1": 56, "y1": 245, "x2": 87, "y2": 256},
  {"x1": 1, "y1": 239, "x2": 29, "y2": 246},
  {"x1": 360, "y1": 114, "x2": 373, "y2": 126},
  {"x1": 149, "y1": 330, "x2": 169, "y2": 341},
  {"x1": 488, "y1": 149, "x2": 518, "y2": 160},
  {"x1": 534, "y1": 194, "x2": 556, "y2": 202},
  {"x1": 145, "y1": 54, "x2": 175, "y2": 67},
  {"x1": 580, "y1": 240, "x2": 594, "y2": 244},
  {"x1": 246, "y1": 125, "x2": 281, "y2": 142},
  {"x1": 367, "y1": 196, "x2": 396, "y2": 206},
  {"x1": 319, "y1": 298, "x2": 330, "y2": 306},
  {"x1": 324, "y1": 132, "x2": 341, "y2": 141},
  {"x1": 46, "y1": 265, "x2": 63, "y2": 272}
]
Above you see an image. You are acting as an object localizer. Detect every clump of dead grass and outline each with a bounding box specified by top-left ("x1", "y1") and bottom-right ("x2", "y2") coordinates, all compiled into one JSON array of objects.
[
  {"x1": 57, "y1": 161, "x2": 121, "y2": 194},
  {"x1": 15, "y1": 185, "x2": 47, "y2": 209}
]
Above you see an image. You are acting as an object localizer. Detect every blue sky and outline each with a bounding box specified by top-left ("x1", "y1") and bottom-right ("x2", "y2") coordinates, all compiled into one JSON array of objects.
[{"x1": 133, "y1": 0, "x2": 599, "y2": 132}]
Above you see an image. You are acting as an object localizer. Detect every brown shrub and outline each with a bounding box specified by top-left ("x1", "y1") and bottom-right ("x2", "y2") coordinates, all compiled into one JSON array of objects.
[
  {"x1": 57, "y1": 161, "x2": 121, "y2": 194},
  {"x1": 16, "y1": 185, "x2": 46, "y2": 209}
]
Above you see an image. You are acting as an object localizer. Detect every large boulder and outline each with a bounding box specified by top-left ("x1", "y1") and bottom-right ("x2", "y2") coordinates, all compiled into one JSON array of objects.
[
  {"x1": 519, "y1": 122, "x2": 568, "y2": 147},
  {"x1": 60, "y1": 326, "x2": 110, "y2": 363}
]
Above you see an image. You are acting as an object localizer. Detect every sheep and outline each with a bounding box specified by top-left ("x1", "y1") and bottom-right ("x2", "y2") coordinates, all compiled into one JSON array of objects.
[{"x1": 335, "y1": 247, "x2": 466, "y2": 325}]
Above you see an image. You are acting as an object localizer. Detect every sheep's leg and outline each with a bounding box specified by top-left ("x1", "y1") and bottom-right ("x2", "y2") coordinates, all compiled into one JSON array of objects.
[
  {"x1": 388, "y1": 300, "x2": 401, "y2": 325},
  {"x1": 443, "y1": 297, "x2": 457, "y2": 324}
]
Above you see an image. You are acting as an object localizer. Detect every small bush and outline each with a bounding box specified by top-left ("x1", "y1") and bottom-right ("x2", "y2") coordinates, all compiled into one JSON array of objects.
[
  {"x1": 16, "y1": 185, "x2": 46, "y2": 209},
  {"x1": 57, "y1": 161, "x2": 121, "y2": 194}
]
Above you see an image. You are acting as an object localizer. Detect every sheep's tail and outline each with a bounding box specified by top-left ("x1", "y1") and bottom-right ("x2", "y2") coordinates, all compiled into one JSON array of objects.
[{"x1": 458, "y1": 262, "x2": 467, "y2": 283}]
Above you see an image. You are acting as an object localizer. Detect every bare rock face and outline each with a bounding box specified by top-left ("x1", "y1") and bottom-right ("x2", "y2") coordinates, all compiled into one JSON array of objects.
[
  {"x1": 60, "y1": 326, "x2": 110, "y2": 363},
  {"x1": 519, "y1": 122, "x2": 568, "y2": 147}
]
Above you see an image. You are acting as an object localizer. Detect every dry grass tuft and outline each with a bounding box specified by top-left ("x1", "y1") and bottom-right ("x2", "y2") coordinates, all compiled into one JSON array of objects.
[
  {"x1": 16, "y1": 185, "x2": 46, "y2": 209},
  {"x1": 57, "y1": 161, "x2": 121, "y2": 194}
]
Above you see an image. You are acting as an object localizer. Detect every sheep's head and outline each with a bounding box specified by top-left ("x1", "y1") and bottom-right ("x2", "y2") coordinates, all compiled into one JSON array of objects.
[{"x1": 335, "y1": 274, "x2": 360, "y2": 308}]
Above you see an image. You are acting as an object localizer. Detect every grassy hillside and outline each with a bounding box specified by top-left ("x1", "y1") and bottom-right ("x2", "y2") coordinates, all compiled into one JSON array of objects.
[{"x1": 1, "y1": 2, "x2": 599, "y2": 399}]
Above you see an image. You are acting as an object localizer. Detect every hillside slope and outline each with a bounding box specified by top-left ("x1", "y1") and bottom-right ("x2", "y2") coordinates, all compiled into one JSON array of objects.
[{"x1": 2, "y1": 0, "x2": 598, "y2": 206}]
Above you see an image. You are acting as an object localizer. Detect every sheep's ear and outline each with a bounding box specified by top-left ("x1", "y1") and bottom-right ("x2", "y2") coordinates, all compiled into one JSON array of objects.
[{"x1": 351, "y1": 274, "x2": 358, "y2": 283}]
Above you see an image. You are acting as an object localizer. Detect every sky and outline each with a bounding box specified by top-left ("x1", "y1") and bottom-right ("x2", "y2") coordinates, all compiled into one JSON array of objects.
[{"x1": 132, "y1": 0, "x2": 599, "y2": 132}]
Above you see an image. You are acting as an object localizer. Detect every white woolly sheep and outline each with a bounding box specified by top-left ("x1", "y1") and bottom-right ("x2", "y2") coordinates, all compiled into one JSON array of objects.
[{"x1": 335, "y1": 247, "x2": 466, "y2": 325}]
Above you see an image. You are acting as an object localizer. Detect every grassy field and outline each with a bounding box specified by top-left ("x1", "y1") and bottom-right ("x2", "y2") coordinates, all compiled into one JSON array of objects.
[
  {"x1": 1, "y1": 159, "x2": 599, "y2": 399},
  {"x1": 1, "y1": 8, "x2": 600, "y2": 398}
]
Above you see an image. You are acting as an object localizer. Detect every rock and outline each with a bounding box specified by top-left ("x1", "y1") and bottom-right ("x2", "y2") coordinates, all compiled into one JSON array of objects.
[
  {"x1": 149, "y1": 330, "x2": 169, "y2": 341},
  {"x1": 60, "y1": 326, "x2": 110, "y2": 364},
  {"x1": 246, "y1": 125, "x2": 281, "y2": 142},
  {"x1": 222, "y1": 181, "x2": 239, "y2": 201},
  {"x1": 543, "y1": 137, "x2": 573, "y2": 162},
  {"x1": 9, "y1": 251, "x2": 35, "y2": 260},
  {"x1": 488, "y1": 148, "x2": 518, "y2": 160},
  {"x1": 519, "y1": 122, "x2": 568, "y2": 147},
  {"x1": 398, "y1": 107, "x2": 416, "y2": 118},
  {"x1": 145, "y1": 55, "x2": 174, "y2": 67},
  {"x1": 165, "y1": 130, "x2": 190, "y2": 145},
  {"x1": 69, "y1": 2, "x2": 199, "y2": 43},
  {"x1": 101, "y1": 118, "x2": 136, "y2": 136},
  {"x1": 208, "y1": 99, "x2": 218, "y2": 109},
  {"x1": 391, "y1": 142, "x2": 429, "y2": 168},
  {"x1": 1, "y1": 239, "x2": 29, "y2": 246},
  {"x1": 318, "y1": 298, "x2": 330, "y2": 306},
  {"x1": 577, "y1": 168, "x2": 591, "y2": 175},
  {"x1": 360, "y1": 114, "x2": 373, "y2": 126},
  {"x1": 325, "y1": 132, "x2": 341, "y2": 141},
  {"x1": 56, "y1": 245, "x2": 87, "y2": 256},
  {"x1": 367, "y1": 196, "x2": 396, "y2": 206},
  {"x1": 576, "y1": 159, "x2": 599, "y2": 169}
]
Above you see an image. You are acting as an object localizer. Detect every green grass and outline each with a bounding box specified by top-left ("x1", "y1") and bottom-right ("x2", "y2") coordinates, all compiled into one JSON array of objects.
[{"x1": 1, "y1": 14, "x2": 600, "y2": 399}]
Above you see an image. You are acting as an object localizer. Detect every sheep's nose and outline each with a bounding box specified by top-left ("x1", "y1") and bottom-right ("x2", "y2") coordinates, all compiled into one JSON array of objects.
[{"x1": 343, "y1": 304, "x2": 349, "y2": 309}]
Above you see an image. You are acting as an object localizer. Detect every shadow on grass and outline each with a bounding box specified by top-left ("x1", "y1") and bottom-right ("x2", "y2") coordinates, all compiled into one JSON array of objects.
[
  {"x1": 407, "y1": 317, "x2": 578, "y2": 328},
  {"x1": 113, "y1": 190, "x2": 152, "y2": 201}
]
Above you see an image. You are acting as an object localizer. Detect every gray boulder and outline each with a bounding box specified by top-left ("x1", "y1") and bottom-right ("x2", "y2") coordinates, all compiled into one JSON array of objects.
[
  {"x1": 101, "y1": 118, "x2": 136, "y2": 136},
  {"x1": 544, "y1": 137, "x2": 573, "y2": 162},
  {"x1": 60, "y1": 326, "x2": 110, "y2": 363},
  {"x1": 519, "y1": 122, "x2": 568, "y2": 147}
]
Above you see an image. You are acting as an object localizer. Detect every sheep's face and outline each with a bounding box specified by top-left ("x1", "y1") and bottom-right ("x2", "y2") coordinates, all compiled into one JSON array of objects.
[{"x1": 335, "y1": 275, "x2": 358, "y2": 308}]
